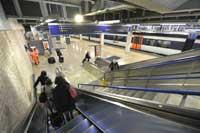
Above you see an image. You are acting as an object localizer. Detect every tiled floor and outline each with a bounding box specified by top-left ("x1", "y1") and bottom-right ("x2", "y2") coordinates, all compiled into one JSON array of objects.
[{"x1": 33, "y1": 38, "x2": 159, "y2": 87}]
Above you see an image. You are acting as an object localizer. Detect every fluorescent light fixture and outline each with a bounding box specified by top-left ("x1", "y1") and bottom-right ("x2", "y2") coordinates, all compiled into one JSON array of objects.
[
  {"x1": 98, "y1": 20, "x2": 120, "y2": 25},
  {"x1": 74, "y1": 14, "x2": 84, "y2": 23},
  {"x1": 45, "y1": 19, "x2": 56, "y2": 23},
  {"x1": 48, "y1": 23, "x2": 59, "y2": 26}
]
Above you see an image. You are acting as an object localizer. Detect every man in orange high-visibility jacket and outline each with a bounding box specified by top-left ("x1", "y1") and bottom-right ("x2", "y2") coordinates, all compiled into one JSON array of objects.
[
  {"x1": 33, "y1": 48, "x2": 40, "y2": 65},
  {"x1": 31, "y1": 48, "x2": 39, "y2": 65}
]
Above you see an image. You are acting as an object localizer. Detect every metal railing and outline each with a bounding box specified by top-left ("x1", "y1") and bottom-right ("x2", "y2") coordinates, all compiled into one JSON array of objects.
[
  {"x1": 104, "y1": 53, "x2": 200, "y2": 88},
  {"x1": 120, "y1": 49, "x2": 200, "y2": 70},
  {"x1": 78, "y1": 83, "x2": 200, "y2": 121},
  {"x1": 78, "y1": 83, "x2": 200, "y2": 96}
]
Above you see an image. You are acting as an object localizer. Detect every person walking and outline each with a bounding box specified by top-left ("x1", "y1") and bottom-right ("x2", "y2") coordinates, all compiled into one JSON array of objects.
[
  {"x1": 82, "y1": 51, "x2": 91, "y2": 64},
  {"x1": 33, "y1": 48, "x2": 39, "y2": 65},
  {"x1": 34, "y1": 71, "x2": 49, "y2": 96},
  {"x1": 109, "y1": 59, "x2": 119, "y2": 71}
]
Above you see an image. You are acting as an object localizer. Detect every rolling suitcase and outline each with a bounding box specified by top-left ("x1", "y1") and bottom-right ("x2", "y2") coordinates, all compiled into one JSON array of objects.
[
  {"x1": 59, "y1": 56, "x2": 64, "y2": 63},
  {"x1": 48, "y1": 57, "x2": 56, "y2": 64}
]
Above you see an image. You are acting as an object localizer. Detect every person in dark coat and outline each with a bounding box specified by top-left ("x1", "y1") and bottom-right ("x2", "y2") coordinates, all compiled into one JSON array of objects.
[
  {"x1": 109, "y1": 60, "x2": 119, "y2": 71},
  {"x1": 56, "y1": 49, "x2": 62, "y2": 58},
  {"x1": 52, "y1": 76, "x2": 75, "y2": 121},
  {"x1": 82, "y1": 51, "x2": 91, "y2": 63},
  {"x1": 34, "y1": 71, "x2": 48, "y2": 99},
  {"x1": 34, "y1": 71, "x2": 48, "y2": 89}
]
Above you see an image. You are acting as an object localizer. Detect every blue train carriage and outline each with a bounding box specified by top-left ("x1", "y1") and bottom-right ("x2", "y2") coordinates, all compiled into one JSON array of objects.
[{"x1": 79, "y1": 32, "x2": 200, "y2": 56}]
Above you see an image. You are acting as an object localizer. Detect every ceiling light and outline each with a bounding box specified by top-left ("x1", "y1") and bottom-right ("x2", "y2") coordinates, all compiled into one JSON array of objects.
[
  {"x1": 45, "y1": 19, "x2": 56, "y2": 23},
  {"x1": 98, "y1": 20, "x2": 120, "y2": 25},
  {"x1": 74, "y1": 14, "x2": 84, "y2": 23}
]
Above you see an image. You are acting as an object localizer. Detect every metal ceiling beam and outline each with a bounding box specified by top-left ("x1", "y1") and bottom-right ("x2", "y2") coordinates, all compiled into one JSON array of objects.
[
  {"x1": 24, "y1": 0, "x2": 80, "y2": 8},
  {"x1": 108, "y1": 0, "x2": 171, "y2": 13},
  {"x1": 12, "y1": 0, "x2": 23, "y2": 17},
  {"x1": 84, "y1": 4, "x2": 135, "y2": 16}
]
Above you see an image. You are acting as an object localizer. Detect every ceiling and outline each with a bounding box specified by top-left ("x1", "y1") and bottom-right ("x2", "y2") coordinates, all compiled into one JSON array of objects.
[
  {"x1": 1, "y1": 0, "x2": 200, "y2": 25},
  {"x1": 110, "y1": 0, "x2": 200, "y2": 13}
]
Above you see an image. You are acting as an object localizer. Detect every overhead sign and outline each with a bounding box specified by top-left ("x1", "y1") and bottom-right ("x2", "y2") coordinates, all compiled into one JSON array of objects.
[{"x1": 48, "y1": 23, "x2": 131, "y2": 36}]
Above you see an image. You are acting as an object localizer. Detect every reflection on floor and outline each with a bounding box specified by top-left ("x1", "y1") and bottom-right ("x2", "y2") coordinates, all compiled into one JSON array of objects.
[{"x1": 33, "y1": 38, "x2": 159, "y2": 87}]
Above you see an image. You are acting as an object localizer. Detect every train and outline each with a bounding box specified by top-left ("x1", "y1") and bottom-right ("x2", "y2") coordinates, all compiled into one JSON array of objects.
[{"x1": 72, "y1": 31, "x2": 200, "y2": 56}]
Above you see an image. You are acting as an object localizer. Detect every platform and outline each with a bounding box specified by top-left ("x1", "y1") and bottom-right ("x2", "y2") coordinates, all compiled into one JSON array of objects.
[{"x1": 33, "y1": 38, "x2": 159, "y2": 87}]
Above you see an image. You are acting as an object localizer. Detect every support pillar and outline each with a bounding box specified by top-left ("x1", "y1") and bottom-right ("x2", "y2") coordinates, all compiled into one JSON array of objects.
[
  {"x1": 62, "y1": 5, "x2": 67, "y2": 18},
  {"x1": 39, "y1": 0, "x2": 48, "y2": 18},
  {"x1": 0, "y1": 1, "x2": 9, "y2": 30},
  {"x1": 13, "y1": 0, "x2": 22, "y2": 17},
  {"x1": 80, "y1": 34, "x2": 82, "y2": 40},
  {"x1": 100, "y1": 33, "x2": 104, "y2": 46},
  {"x1": 125, "y1": 31, "x2": 132, "y2": 52}
]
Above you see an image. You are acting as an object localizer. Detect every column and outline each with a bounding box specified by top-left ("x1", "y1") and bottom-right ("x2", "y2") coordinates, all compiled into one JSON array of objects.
[
  {"x1": 39, "y1": 0, "x2": 48, "y2": 17},
  {"x1": 80, "y1": 34, "x2": 82, "y2": 40},
  {"x1": 13, "y1": 0, "x2": 22, "y2": 17},
  {"x1": 62, "y1": 5, "x2": 67, "y2": 18},
  {"x1": 100, "y1": 33, "x2": 104, "y2": 46},
  {"x1": 0, "y1": 1, "x2": 9, "y2": 30},
  {"x1": 125, "y1": 31, "x2": 132, "y2": 52}
]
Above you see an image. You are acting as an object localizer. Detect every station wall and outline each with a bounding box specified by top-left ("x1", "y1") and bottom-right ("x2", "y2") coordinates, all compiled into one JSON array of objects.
[{"x1": 0, "y1": 18, "x2": 33, "y2": 132}]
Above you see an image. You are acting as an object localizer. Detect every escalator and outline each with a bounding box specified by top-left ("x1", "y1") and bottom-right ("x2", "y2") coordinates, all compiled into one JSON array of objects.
[
  {"x1": 21, "y1": 82, "x2": 200, "y2": 133},
  {"x1": 22, "y1": 50, "x2": 200, "y2": 132},
  {"x1": 120, "y1": 49, "x2": 200, "y2": 70},
  {"x1": 62, "y1": 92, "x2": 200, "y2": 133},
  {"x1": 102, "y1": 49, "x2": 200, "y2": 110}
]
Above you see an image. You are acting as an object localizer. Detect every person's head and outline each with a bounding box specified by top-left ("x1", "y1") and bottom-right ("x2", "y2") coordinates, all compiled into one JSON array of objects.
[
  {"x1": 113, "y1": 59, "x2": 116, "y2": 63},
  {"x1": 34, "y1": 48, "x2": 36, "y2": 51},
  {"x1": 55, "y1": 76, "x2": 69, "y2": 87},
  {"x1": 41, "y1": 71, "x2": 47, "y2": 77}
]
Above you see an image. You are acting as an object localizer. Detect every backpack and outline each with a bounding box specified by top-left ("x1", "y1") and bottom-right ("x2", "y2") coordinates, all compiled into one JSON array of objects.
[
  {"x1": 69, "y1": 86, "x2": 78, "y2": 99},
  {"x1": 39, "y1": 92, "x2": 47, "y2": 103}
]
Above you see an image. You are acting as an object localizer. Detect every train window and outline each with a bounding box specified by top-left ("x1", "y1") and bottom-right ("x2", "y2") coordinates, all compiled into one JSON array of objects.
[
  {"x1": 149, "y1": 39, "x2": 156, "y2": 46},
  {"x1": 143, "y1": 38, "x2": 151, "y2": 45},
  {"x1": 114, "y1": 36, "x2": 118, "y2": 41},
  {"x1": 90, "y1": 34, "x2": 94, "y2": 37},
  {"x1": 105, "y1": 35, "x2": 113, "y2": 40},
  {"x1": 170, "y1": 42, "x2": 185, "y2": 50},
  {"x1": 133, "y1": 37, "x2": 140, "y2": 44},
  {"x1": 192, "y1": 43, "x2": 200, "y2": 49},
  {"x1": 158, "y1": 40, "x2": 171, "y2": 48},
  {"x1": 94, "y1": 34, "x2": 99, "y2": 38},
  {"x1": 117, "y1": 36, "x2": 126, "y2": 42},
  {"x1": 196, "y1": 35, "x2": 200, "y2": 39}
]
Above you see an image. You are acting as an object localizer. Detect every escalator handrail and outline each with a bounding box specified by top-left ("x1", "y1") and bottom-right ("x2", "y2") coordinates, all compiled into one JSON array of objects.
[
  {"x1": 78, "y1": 83, "x2": 200, "y2": 96},
  {"x1": 106, "y1": 55, "x2": 200, "y2": 75},
  {"x1": 110, "y1": 73, "x2": 200, "y2": 80},
  {"x1": 119, "y1": 49, "x2": 200, "y2": 70}
]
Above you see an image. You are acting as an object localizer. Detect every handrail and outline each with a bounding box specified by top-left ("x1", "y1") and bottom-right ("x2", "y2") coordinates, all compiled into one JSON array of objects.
[
  {"x1": 78, "y1": 83, "x2": 200, "y2": 96},
  {"x1": 106, "y1": 55, "x2": 200, "y2": 74},
  {"x1": 120, "y1": 49, "x2": 200, "y2": 70},
  {"x1": 111, "y1": 74, "x2": 200, "y2": 81}
]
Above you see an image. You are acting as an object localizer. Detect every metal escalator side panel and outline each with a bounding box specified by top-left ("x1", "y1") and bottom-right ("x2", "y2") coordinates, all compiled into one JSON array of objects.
[
  {"x1": 83, "y1": 125, "x2": 101, "y2": 133},
  {"x1": 57, "y1": 115, "x2": 84, "y2": 132},
  {"x1": 68, "y1": 119, "x2": 91, "y2": 133}
]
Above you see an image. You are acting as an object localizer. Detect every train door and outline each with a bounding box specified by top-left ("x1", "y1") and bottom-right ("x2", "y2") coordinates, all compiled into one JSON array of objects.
[{"x1": 131, "y1": 35, "x2": 143, "y2": 50}]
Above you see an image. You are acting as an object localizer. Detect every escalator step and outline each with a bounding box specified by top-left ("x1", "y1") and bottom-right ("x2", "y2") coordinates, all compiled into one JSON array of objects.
[
  {"x1": 83, "y1": 125, "x2": 101, "y2": 133},
  {"x1": 58, "y1": 115, "x2": 84, "y2": 132},
  {"x1": 68, "y1": 119, "x2": 91, "y2": 133}
]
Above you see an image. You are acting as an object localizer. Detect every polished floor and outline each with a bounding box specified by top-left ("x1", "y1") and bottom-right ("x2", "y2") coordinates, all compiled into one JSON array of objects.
[{"x1": 33, "y1": 38, "x2": 159, "y2": 89}]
